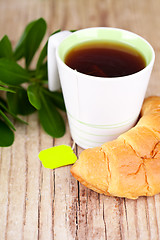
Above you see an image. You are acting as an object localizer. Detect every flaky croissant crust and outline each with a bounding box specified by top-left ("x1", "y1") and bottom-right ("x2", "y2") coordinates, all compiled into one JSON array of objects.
[{"x1": 70, "y1": 96, "x2": 160, "y2": 199}]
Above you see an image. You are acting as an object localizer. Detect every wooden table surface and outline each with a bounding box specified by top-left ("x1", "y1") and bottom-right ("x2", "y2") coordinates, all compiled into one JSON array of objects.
[{"x1": 0, "y1": 0, "x2": 160, "y2": 239}]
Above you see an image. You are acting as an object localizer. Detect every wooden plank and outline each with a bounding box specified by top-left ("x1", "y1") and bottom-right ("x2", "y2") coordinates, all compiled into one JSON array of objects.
[
  {"x1": 4, "y1": 118, "x2": 27, "y2": 240},
  {"x1": 0, "y1": 147, "x2": 12, "y2": 240},
  {"x1": 122, "y1": 199, "x2": 138, "y2": 239},
  {"x1": 37, "y1": 124, "x2": 54, "y2": 240},
  {"x1": 154, "y1": 194, "x2": 160, "y2": 238},
  {"x1": 22, "y1": 113, "x2": 42, "y2": 240},
  {"x1": 53, "y1": 121, "x2": 78, "y2": 240},
  {"x1": 103, "y1": 197, "x2": 122, "y2": 240},
  {"x1": 147, "y1": 196, "x2": 159, "y2": 240}
]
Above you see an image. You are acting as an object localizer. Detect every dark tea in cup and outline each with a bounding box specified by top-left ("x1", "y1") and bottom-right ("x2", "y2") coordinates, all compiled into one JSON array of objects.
[{"x1": 64, "y1": 41, "x2": 146, "y2": 77}]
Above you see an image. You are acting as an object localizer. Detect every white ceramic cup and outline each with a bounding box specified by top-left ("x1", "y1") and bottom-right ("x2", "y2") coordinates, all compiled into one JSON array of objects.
[{"x1": 48, "y1": 27, "x2": 155, "y2": 149}]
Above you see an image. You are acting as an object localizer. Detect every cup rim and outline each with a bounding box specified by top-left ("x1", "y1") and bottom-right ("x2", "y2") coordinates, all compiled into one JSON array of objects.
[{"x1": 56, "y1": 27, "x2": 155, "y2": 81}]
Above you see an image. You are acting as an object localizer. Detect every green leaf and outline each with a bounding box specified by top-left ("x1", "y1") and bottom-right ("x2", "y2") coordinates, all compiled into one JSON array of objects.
[
  {"x1": 7, "y1": 87, "x2": 36, "y2": 115},
  {"x1": 0, "y1": 86, "x2": 15, "y2": 93},
  {"x1": 13, "y1": 19, "x2": 38, "y2": 60},
  {"x1": 0, "y1": 101, "x2": 28, "y2": 125},
  {"x1": 49, "y1": 91, "x2": 66, "y2": 111},
  {"x1": 25, "y1": 18, "x2": 47, "y2": 68},
  {"x1": 38, "y1": 92, "x2": 65, "y2": 138},
  {"x1": 41, "y1": 88, "x2": 66, "y2": 111},
  {"x1": 0, "y1": 119, "x2": 14, "y2": 147},
  {"x1": 27, "y1": 83, "x2": 41, "y2": 110},
  {"x1": 13, "y1": 18, "x2": 47, "y2": 67},
  {"x1": 0, "y1": 35, "x2": 13, "y2": 59},
  {"x1": 0, "y1": 59, "x2": 30, "y2": 85},
  {"x1": 0, "y1": 109, "x2": 16, "y2": 131},
  {"x1": 36, "y1": 62, "x2": 48, "y2": 80},
  {"x1": 36, "y1": 29, "x2": 61, "y2": 70},
  {"x1": 36, "y1": 42, "x2": 47, "y2": 70},
  {"x1": 0, "y1": 80, "x2": 21, "y2": 89}
]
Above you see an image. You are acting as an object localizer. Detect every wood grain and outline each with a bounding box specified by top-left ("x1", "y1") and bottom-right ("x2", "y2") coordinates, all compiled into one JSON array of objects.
[{"x1": 0, "y1": 0, "x2": 160, "y2": 239}]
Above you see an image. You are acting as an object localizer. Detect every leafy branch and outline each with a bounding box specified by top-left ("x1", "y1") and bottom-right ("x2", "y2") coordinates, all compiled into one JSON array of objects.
[{"x1": 0, "y1": 18, "x2": 66, "y2": 147}]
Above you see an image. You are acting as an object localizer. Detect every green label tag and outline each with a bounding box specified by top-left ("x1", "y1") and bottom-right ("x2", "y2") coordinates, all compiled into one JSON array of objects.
[{"x1": 38, "y1": 145, "x2": 77, "y2": 169}]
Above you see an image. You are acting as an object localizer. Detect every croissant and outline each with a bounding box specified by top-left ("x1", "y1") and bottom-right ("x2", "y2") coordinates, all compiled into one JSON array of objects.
[{"x1": 70, "y1": 96, "x2": 160, "y2": 199}]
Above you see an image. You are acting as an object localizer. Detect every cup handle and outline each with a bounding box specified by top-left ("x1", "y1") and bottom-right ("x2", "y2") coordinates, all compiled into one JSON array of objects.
[{"x1": 47, "y1": 31, "x2": 72, "y2": 91}]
